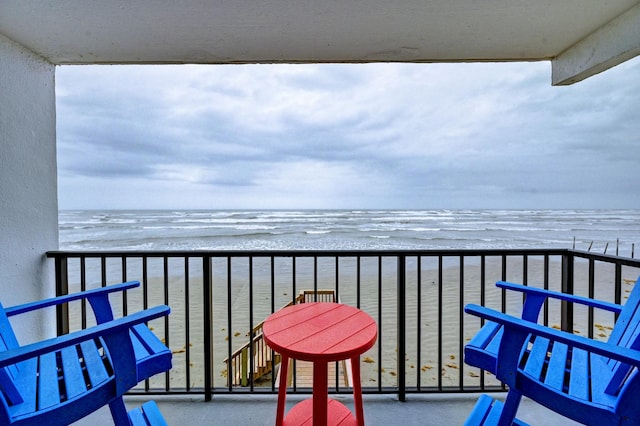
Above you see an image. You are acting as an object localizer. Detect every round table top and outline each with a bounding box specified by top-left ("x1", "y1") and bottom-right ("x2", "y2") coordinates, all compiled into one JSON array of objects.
[{"x1": 263, "y1": 302, "x2": 377, "y2": 362}]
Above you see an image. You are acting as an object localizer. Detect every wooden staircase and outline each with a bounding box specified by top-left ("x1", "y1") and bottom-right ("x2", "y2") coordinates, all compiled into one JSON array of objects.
[
  {"x1": 230, "y1": 330, "x2": 282, "y2": 386},
  {"x1": 225, "y1": 290, "x2": 337, "y2": 387}
]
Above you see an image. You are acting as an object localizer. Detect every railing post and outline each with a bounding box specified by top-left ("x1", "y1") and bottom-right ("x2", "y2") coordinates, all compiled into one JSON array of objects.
[
  {"x1": 54, "y1": 255, "x2": 69, "y2": 336},
  {"x1": 397, "y1": 255, "x2": 406, "y2": 402},
  {"x1": 561, "y1": 252, "x2": 575, "y2": 332},
  {"x1": 203, "y1": 256, "x2": 213, "y2": 401},
  {"x1": 615, "y1": 262, "x2": 622, "y2": 321}
]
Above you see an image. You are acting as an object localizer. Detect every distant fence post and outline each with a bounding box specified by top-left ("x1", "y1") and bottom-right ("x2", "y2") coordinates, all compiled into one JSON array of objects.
[{"x1": 561, "y1": 252, "x2": 575, "y2": 332}]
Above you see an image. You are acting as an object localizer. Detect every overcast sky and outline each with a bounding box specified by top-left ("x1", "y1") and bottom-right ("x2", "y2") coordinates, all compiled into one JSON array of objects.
[{"x1": 55, "y1": 58, "x2": 640, "y2": 211}]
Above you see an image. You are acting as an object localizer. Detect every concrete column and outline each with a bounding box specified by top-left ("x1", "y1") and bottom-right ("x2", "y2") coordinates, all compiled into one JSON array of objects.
[{"x1": 0, "y1": 33, "x2": 58, "y2": 342}]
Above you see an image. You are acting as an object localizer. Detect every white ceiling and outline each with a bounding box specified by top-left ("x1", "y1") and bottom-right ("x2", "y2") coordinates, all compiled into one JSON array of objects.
[{"x1": 0, "y1": 0, "x2": 638, "y2": 65}]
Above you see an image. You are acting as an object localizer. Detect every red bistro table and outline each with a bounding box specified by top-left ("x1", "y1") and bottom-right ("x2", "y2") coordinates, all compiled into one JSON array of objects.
[{"x1": 263, "y1": 302, "x2": 377, "y2": 426}]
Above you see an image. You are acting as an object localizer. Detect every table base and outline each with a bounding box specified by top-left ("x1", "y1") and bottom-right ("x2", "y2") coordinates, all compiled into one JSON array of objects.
[{"x1": 282, "y1": 398, "x2": 357, "y2": 426}]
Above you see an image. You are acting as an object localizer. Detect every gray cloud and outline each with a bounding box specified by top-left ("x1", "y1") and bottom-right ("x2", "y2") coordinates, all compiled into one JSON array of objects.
[{"x1": 55, "y1": 59, "x2": 640, "y2": 210}]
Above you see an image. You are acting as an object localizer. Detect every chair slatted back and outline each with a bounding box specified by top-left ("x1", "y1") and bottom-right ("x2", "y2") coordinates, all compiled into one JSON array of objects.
[
  {"x1": 605, "y1": 279, "x2": 640, "y2": 394},
  {"x1": 0, "y1": 304, "x2": 24, "y2": 405}
]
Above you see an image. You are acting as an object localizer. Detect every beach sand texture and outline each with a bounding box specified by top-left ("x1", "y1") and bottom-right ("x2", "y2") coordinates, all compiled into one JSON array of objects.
[{"x1": 63, "y1": 255, "x2": 640, "y2": 391}]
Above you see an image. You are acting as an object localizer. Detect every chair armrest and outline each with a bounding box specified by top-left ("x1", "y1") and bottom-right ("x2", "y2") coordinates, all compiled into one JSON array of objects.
[
  {"x1": 0, "y1": 304, "x2": 169, "y2": 368},
  {"x1": 497, "y1": 281, "x2": 622, "y2": 314},
  {"x1": 465, "y1": 304, "x2": 640, "y2": 366},
  {"x1": 4, "y1": 281, "x2": 141, "y2": 317}
]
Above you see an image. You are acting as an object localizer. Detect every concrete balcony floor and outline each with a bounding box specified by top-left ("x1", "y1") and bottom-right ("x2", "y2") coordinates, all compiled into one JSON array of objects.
[{"x1": 72, "y1": 393, "x2": 579, "y2": 425}]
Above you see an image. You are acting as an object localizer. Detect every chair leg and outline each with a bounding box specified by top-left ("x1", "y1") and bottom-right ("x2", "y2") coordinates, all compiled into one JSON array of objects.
[
  {"x1": 109, "y1": 396, "x2": 130, "y2": 426},
  {"x1": 497, "y1": 390, "x2": 522, "y2": 426}
]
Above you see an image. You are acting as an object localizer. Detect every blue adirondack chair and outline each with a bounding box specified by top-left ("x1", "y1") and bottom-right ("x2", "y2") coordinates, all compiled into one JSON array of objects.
[
  {"x1": 0, "y1": 281, "x2": 172, "y2": 425},
  {"x1": 463, "y1": 278, "x2": 640, "y2": 425},
  {"x1": 464, "y1": 280, "x2": 623, "y2": 375}
]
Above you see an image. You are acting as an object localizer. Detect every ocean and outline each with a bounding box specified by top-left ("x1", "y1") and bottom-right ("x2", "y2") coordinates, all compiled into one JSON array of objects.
[{"x1": 59, "y1": 209, "x2": 640, "y2": 256}]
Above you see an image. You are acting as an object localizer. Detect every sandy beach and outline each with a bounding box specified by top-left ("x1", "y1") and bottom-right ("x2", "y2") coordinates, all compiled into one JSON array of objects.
[{"x1": 65, "y1": 255, "x2": 640, "y2": 391}]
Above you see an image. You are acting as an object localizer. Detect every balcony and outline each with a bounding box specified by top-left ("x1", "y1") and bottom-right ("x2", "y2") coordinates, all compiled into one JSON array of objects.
[{"x1": 46, "y1": 247, "x2": 640, "y2": 424}]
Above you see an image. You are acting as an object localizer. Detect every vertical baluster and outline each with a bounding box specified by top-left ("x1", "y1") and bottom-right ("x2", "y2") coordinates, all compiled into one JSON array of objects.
[
  {"x1": 397, "y1": 254, "x2": 406, "y2": 401},
  {"x1": 479, "y1": 254, "x2": 486, "y2": 391},
  {"x1": 437, "y1": 255, "x2": 443, "y2": 391},
  {"x1": 227, "y1": 257, "x2": 233, "y2": 392},
  {"x1": 185, "y1": 256, "x2": 191, "y2": 391},
  {"x1": 80, "y1": 256, "x2": 87, "y2": 330},
  {"x1": 249, "y1": 256, "x2": 254, "y2": 391},
  {"x1": 416, "y1": 256, "x2": 422, "y2": 391},
  {"x1": 458, "y1": 255, "x2": 464, "y2": 391},
  {"x1": 377, "y1": 255, "x2": 383, "y2": 392},
  {"x1": 203, "y1": 255, "x2": 213, "y2": 401}
]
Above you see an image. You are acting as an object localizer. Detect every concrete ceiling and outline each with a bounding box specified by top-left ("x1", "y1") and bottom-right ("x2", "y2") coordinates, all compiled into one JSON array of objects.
[{"x1": 1, "y1": 1, "x2": 639, "y2": 84}]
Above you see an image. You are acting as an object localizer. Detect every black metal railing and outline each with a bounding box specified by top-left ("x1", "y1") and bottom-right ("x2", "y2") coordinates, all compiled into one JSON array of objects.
[{"x1": 46, "y1": 249, "x2": 640, "y2": 401}]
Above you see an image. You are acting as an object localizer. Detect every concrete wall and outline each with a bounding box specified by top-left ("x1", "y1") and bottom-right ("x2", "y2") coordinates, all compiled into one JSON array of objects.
[{"x1": 0, "y1": 33, "x2": 58, "y2": 342}]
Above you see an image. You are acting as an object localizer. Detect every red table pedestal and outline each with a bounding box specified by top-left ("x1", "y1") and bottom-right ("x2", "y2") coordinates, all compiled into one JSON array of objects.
[{"x1": 263, "y1": 302, "x2": 377, "y2": 426}]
